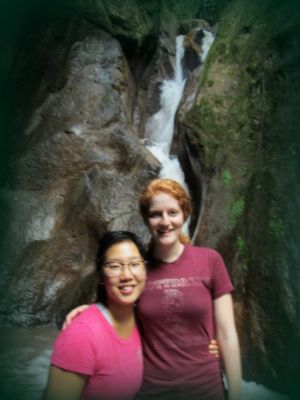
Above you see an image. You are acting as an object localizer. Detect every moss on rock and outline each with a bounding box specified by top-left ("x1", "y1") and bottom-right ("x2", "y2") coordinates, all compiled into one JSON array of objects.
[{"x1": 184, "y1": 0, "x2": 300, "y2": 396}]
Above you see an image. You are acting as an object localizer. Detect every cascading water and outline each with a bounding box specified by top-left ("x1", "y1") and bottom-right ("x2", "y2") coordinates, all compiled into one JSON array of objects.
[
  {"x1": 145, "y1": 29, "x2": 215, "y2": 233},
  {"x1": 145, "y1": 35, "x2": 186, "y2": 157}
]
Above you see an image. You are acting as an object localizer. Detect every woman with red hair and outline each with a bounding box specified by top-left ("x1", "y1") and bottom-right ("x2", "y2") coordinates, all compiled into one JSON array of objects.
[{"x1": 137, "y1": 179, "x2": 241, "y2": 400}]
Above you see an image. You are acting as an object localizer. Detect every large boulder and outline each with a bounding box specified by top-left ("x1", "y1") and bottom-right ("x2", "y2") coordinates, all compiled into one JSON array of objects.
[{"x1": 0, "y1": 14, "x2": 159, "y2": 325}]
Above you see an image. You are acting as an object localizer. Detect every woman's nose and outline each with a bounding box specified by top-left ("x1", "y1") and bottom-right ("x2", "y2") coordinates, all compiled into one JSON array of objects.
[
  {"x1": 119, "y1": 264, "x2": 134, "y2": 279},
  {"x1": 160, "y1": 212, "x2": 170, "y2": 224}
]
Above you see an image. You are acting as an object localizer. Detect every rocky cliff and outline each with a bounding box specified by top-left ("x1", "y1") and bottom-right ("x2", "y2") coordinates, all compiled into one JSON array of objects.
[{"x1": 181, "y1": 2, "x2": 300, "y2": 398}]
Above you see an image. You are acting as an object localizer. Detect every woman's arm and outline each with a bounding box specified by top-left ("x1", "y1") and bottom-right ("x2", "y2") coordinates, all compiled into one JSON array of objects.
[
  {"x1": 42, "y1": 366, "x2": 86, "y2": 400},
  {"x1": 214, "y1": 293, "x2": 242, "y2": 400}
]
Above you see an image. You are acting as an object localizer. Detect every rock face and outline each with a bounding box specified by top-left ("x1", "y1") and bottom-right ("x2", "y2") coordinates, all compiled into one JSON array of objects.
[
  {"x1": 0, "y1": 0, "x2": 300, "y2": 398},
  {"x1": 178, "y1": 1, "x2": 300, "y2": 398},
  {"x1": 0, "y1": 13, "x2": 159, "y2": 325}
]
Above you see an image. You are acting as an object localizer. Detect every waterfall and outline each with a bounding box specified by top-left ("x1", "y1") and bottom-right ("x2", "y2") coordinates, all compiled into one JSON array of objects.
[
  {"x1": 145, "y1": 35, "x2": 186, "y2": 157},
  {"x1": 144, "y1": 29, "x2": 215, "y2": 234},
  {"x1": 201, "y1": 29, "x2": 215, "y2": 62}
]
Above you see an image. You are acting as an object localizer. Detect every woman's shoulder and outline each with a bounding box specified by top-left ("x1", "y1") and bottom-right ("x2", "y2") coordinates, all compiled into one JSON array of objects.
[
  {"x1": 186, "y1": 244, "x2": 221, "y2": 258},
  {"x1": 52, "y1": 305, "x2": 105, "y2": 364}
]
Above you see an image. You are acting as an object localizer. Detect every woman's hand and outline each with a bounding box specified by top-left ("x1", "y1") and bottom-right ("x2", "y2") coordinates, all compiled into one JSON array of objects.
[
  {"x1": 209, "y1": 339, "x2": 220, "y2": 358},
  {"x1": 62, "y1": 305, "x2": 90, "y2": 330}
]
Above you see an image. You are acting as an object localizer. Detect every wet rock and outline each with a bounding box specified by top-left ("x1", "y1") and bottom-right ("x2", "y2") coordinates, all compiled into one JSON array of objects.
[{"x1": 63, "y1": 0, "x2": 158, "y2": 48}]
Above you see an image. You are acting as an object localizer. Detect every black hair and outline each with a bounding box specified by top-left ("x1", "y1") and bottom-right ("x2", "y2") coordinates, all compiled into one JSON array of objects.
[{"x1": 96, "y1": 231, "x2": 147, "y2": 304}]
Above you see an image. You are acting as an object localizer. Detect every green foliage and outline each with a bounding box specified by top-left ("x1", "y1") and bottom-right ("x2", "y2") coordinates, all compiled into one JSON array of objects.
[
  {"x1": 236, "y1": 234, "x2": 246, "y2": 253},
  {"x1": 163, "y1": 0, "x2": 230, "y2": 23},
  {"x1": 268, "y1": 203, "x2": 286, "y2": 239},
  {"x1": 236, "y1": 234, "x2": 249, "y2": 270},
  {"x1": 197, "y1": 0, "x2": 230, "y2": 24},
  {"x1": 221, "y1": 169, "x2": 231, "y2": 185},
  {"x1": 229, "y1": 197, "x2": 245, "y2": 229}
]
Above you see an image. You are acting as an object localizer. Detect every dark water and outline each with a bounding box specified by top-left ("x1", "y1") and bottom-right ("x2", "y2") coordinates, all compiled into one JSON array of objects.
[
  {"x1": 0, "y1": 326, "x2": 58, "y2": 400},
  {"x1": 0, "y1": 326, "x2": 290, "y2": 400}
]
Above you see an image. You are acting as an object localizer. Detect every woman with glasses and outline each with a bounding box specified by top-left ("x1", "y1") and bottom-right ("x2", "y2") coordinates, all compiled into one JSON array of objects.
[{"x1": 42, "y1": 231, "x2": 147, "y2": 400}]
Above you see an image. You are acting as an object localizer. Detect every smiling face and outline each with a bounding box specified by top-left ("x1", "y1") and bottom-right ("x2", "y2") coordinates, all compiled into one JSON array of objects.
[
  {"x1": 147, "y1": 192, "x2": 185, "y2": 248},
  {"x1": 103, "y1": 240, "x2": 147, "y2": 307}
]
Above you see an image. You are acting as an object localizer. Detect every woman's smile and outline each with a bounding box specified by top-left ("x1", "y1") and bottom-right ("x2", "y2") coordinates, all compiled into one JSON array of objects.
[
  {"x1": 118, "y1": 284, "x2": 136, "y2": 295},
  {"x1": 147, "y1": 192, "x2": 184, "y2": 247}
]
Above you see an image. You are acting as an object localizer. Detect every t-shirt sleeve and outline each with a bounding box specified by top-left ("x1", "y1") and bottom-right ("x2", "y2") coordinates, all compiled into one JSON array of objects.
[
  {"x1": 51, "y1": 321, "x2": 97, "y2": 376},
  {"x1": 209, "y1": 249, "x2": 234, "y2": 299}
]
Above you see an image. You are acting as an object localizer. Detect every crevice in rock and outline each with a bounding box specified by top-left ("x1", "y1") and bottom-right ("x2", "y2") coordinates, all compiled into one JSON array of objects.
[{"x1": 117, "y1": 33, "x2": 158, "y2": 84}]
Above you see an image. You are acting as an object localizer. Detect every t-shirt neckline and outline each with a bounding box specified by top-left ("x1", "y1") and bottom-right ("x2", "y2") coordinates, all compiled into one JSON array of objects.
[
  {"x1": 93, "y1": 304, "x2": 137, "y2": 345},
  {"x1": 152, "y1": 244, "x2": 188, "y2": 266}
]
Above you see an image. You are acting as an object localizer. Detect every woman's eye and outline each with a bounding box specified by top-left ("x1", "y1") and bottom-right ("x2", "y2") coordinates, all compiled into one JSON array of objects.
[
  {"x1": 149, "y1": 212, "x2": 160, "y2": 218},
  {"x1": 109, "y1": 264, "x2": 121, "y2": 269},
  {"x1": 169, "y1": 211, "x2": 178, "y2": 216},
  {"x1": 131, "y1": 261, "x2": 143, "y2": 267}
]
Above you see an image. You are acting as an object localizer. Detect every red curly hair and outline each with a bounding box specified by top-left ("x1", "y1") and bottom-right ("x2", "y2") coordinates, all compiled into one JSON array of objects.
[{"x1": 139, "y1": 179, "x2": 192, "y2": 244}]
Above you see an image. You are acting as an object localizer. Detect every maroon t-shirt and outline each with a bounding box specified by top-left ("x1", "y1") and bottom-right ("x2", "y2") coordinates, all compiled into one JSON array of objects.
[{"x1": 137, "y1": 245, "x2": 234, "y2": 400}]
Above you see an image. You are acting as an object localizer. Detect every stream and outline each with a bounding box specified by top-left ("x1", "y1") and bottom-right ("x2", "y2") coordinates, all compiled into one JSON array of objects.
[
  {"x1": 0, "y1": 325, "x2": 57, "y2": 400},
  {"x1": 0, "y1": 326, "x2": 290, "y2": 400}
]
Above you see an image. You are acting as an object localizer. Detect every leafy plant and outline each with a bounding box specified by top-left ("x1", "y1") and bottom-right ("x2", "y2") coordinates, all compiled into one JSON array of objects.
[
  {"x1": 221, "y1": 169, "x2": 231, "y2": 185},
  {"x1": 229, "y1": 197, "x2": 245, "y2": 229}
]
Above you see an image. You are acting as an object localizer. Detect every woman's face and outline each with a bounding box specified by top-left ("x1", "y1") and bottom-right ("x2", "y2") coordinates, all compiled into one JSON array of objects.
[
  {"x1": 103, "y1": 241, "x2": 147, "y2": 307},
  {"x1": 147, "y1": 192, "x2": 184, "y2": 247}
]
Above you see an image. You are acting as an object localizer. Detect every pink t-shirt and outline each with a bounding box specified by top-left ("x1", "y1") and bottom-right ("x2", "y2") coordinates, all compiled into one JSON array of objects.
[
  {"x1": 137, "y1": 245, "x2": 234, "y2": 400},
  {"x1": 51, "y1": 304, "x2": 143, "y2": 400}
]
